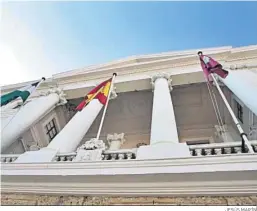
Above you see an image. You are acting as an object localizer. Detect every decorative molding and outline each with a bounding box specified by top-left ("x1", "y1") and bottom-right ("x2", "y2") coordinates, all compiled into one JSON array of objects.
[
  {"x1": 151, "y1": 73, "x2": 173, "y2": 91},
  {"x1": 2, "y1": 180, "x2": 257, "y2": 197}
]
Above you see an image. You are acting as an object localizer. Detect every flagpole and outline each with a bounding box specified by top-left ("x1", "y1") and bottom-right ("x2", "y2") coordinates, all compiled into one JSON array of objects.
[
  {"x1": 1, "y1": 77, "x2": 46, "y2": 111},
  {"x1": 210, "y1": 73, "x2": 254, "y2": 153},
  {"x1": 96, "y1": 73, "x2": 117, "y2": 140},
  {"x1": 24, "y1": 77, "x2": 46, "y2": 103}
]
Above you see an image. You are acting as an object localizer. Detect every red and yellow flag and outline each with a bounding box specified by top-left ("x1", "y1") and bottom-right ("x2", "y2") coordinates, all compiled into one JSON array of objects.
[{"x1": 76, "y1": 77, "x2": 112, "y2": 111}]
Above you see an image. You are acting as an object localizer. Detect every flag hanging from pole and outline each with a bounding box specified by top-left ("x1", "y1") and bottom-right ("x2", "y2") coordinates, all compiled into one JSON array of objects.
[
  {"x1": 0, "y1": 79, "x2": 43, "y2": 107},
  {"x1": 76, "y1": 77, "x2": 112, "y2": 111},
  {"x1": 198, "y1": 51, "x2": 229, "y2": 82}
]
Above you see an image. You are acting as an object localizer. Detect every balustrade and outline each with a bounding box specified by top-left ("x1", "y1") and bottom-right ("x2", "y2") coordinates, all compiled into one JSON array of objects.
[
  {"x1": 189, "y1": 141, "x2": 257, "y2": 156},
  {"x1": 0, "y1": 154, "x2": 19, "y2": 163},
  {"x1": 1, "y1": 141, "x2": 256, "y2": 163}
]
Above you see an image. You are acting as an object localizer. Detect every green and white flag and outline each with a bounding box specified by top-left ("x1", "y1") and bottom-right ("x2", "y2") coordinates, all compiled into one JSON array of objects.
[{"x1": 0, "y1": 78, "x2": 44, "y2": 107}]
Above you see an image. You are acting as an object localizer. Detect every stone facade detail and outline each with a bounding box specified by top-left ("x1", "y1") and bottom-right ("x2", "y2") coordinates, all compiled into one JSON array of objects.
[
  {"x1": 73, "y1": 138, "x2": 106, "y2": 162},
  {"x1": 110, "y1": 86, "x2": 118, "y2": 100},
  {"x1": 63, "y1": 103, "x2": 77, "y2": 121},
  {"x1": 249, "y1": 124, "x2": 257, "y2": 140},
  {"x1": 39, "y1": 87, "x2": 67, "y2": 105},
  {"x1": 107, "y1": 133, "x2": 126, "y2": 150},
  {"x1": 151, "y1": 73, "x2": 173, "y2": 91}
]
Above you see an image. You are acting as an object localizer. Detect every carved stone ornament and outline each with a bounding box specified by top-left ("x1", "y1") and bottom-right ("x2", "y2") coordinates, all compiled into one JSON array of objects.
[
  {"x1": 107, "y1": 133, "x2": 126, "y2": 150},
  {"x1": 109, "y1": 86, "x2": 118, "y2": 100},
  {"x1": 73, "y1": 138, "x2": 106, "y2": 162},
  {"x1": 73, "y1": 149, "x2": 104, "y2": 162},
  {"x1": 39, "y1": 87, "x2": 67, "y2": 105},
  {"x1": 151, "y1": 72, "x2": 173, "y2": 91},
  {"x1": 77, "y1": 138, "x2": 106, "y2": 151}
]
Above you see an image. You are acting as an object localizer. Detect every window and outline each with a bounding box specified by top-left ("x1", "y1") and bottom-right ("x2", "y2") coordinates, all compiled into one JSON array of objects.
[
  {"x1": 45, "y1": 118, "x2": 58, "y2": 142},
  {"x1": 236, "y1": 101, "x2": 243, "y2": 123}
]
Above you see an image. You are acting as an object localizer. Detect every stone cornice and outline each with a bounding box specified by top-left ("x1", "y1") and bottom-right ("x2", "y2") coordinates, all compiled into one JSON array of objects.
[{"x1": 1, "y1": 45, "x2": 257, "y2": 96}]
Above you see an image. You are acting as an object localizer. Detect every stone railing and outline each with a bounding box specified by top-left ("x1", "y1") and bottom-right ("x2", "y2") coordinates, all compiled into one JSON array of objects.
[
  {"x1": 53, "y1": 149, "x2": 137, "y2": 162},
  {"x1": 1, "y1": 141, "x2": 256, "y2": 163},
  {"x1": 102, "y1": 149, "x2": 137, "y2": 160},
  {"x1": 54, "y1": 152, "x2": 77, "y2": 162},
  {"x1": 0, "y1": 154, "x2": 20, "y2": 163},
  {"x1": 189, "y1": 140, "x2": 257, "y2": 157}
]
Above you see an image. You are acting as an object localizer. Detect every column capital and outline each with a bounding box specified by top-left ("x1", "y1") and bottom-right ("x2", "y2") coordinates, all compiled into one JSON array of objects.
[
  {"x1": 40, "y1": 87, "x2": 67, "y2": 105},
  {"x1": 151, "y1": 73, "x2": 173, "y2": 91}
]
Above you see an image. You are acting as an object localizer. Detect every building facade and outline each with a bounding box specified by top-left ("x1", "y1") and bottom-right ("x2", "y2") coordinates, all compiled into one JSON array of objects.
[{"x1": 1, "y1": 45, "x2": 257, "y2": 196}]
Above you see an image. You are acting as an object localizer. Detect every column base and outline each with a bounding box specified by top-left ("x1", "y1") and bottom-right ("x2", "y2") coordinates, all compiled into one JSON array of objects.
[
  {"x1": 136, "y1": 143, "x2": 190, "y2": 160},
  {"x1": 14, "y1": 148, "x2": 58, "y2": 163}
]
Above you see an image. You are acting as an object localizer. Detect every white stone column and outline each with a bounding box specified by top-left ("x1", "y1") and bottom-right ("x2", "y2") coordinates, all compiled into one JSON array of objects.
[
  {"x1": 137, "y1": 73, "x2": 190, "y2": 160},
  {"x1": 1, "y1": 89, "x2": 66, "y2": 153},
  {"x1": 150, "y1": 73, "x2": 179, "y2": 144},
  {"x1": 107, "y1": 133, "x2": 126, "y2": 150},
  {"x1": 15, "y1": 99, "x2": 104, "y2": 163},
  {"x1": 46, "y1": 99, "x2": 103, "y2": 153},
  {"x1": 219, "y1": 69, "x2": 257, "y2": 116}
]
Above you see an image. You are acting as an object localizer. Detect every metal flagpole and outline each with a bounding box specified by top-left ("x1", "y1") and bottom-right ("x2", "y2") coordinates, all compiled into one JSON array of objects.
[
  {"x1": 96, "y1": 73, "x2": 117, "y2": 140},
  {"x1": 22, "y1": 77, "x2": 46, "y2": 104},
  {"x1": 210, "y1": 73, "x2": 254, "y2": 153}
]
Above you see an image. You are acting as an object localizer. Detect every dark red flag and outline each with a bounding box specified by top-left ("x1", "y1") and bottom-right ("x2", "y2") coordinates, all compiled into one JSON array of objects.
[{"x1": 198, "y1": 51, "x2": 229, "y2": 82}]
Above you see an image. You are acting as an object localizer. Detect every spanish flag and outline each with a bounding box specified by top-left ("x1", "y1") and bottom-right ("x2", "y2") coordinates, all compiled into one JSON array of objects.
[{"x1": 76, "y1": 77, "x2": 112, "y2": 111}]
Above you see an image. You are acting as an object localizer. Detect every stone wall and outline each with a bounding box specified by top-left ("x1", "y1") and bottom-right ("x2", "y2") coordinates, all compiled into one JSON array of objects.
[{"x1": 1, "y1": 194, "x2": 257, "y2": 205}]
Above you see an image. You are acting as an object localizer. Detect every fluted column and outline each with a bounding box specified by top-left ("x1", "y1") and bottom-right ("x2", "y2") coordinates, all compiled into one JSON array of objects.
[
  {"x1": 150, "y1": 73, "x2": 179, "y2": 144},
  {"x1": 219, "y1": 69, "x2": 257, "y2": 116},
  {"x1": 1, "y1": 88, "x2": 66, "y2": 153},
  {"x1": 137, "y1": 73, "x2": 190, "y2": 160}
]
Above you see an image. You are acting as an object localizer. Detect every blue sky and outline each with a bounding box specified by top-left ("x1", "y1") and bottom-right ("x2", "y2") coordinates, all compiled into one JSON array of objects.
[{"x1": 0, "y1": 1, "x2": 257, "y2": 85}]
